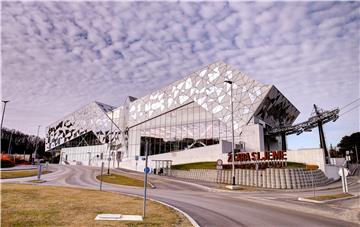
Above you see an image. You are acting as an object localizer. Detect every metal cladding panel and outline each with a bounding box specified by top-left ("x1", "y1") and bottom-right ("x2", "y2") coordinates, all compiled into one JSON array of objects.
[
  {"x1": 254, "y1": 86, "x2": 300, "y2": 128},
  {"x1": 127, "y1": 62, "x2": 272, "y2": 135},
  {"x1": 45, "y1": 102, "x2": 122, "y2": 151},
  {"x1": 109, "y1": 106, "x2": 126, "y2": 130}
]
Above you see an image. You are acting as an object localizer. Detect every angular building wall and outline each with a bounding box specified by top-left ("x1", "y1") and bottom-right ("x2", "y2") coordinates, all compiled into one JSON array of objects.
[
  {"x1": 46, "y1": 102, "x2": 122, "y2": 151},
  {"x1": 46, "y1": 62, "x2": 300, "y2": 166},
  {"x1": 127, "y1": 62, "x2": 273, "y2": 135}
]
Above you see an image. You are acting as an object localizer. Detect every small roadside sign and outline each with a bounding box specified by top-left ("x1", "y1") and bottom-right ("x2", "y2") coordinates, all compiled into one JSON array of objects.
[
  {"x1": 216, "y1": 159, "x2": 223, "y2": 170},
  {"x1": 144, "y1": 167, "x2": 150, "y2": 174},
  {"x1": 339, "y1": 167, "x2": 349, "y2": 193},
  {"x1": 338, "y1": 168, "x2": 349, "y2": 177}
]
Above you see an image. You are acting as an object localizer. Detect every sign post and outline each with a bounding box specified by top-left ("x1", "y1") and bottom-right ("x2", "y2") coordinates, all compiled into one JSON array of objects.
[
  {"x1": 143, "y1": 140, "x2": 149, "y2": 218},
  {"x1": 355, "y1": 146, "x2": 359, "y2": 176},
  {"x1": 338, "y1": 167, "x2": 349, "y2": 193},
  {"x1": 100, "y1": 162, "x2": 104, "y2": 191},
  {"x1": 37, "y1": 163, "x2": 42, "y2": 180}
]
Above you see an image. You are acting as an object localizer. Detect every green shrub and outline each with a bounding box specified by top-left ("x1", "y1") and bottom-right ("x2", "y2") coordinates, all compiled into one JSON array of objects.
[{"x1": 1, "y1": 159, "x2": 15, "y2": 168}]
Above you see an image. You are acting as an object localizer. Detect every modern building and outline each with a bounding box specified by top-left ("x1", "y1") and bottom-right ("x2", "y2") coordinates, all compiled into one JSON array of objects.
[{"x1": 46, "y1": 62, "x2": 300, "y2": 171}]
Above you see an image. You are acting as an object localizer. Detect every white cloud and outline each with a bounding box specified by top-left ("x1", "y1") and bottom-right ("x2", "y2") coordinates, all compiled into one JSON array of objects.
[{"x1": 1, "y1": 1, "x2": 359, "y2": 149}]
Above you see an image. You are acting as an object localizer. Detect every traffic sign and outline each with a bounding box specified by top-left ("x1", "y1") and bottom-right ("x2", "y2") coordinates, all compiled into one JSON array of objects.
[
  {"x1": 338, "y1": 168, "x2": 349, "y2": 177},
  {"x1": 216, "y1": 159, "x2": 223, "y2": 170},
  {"x1": 144, "y1": 167, "x2": 150, "y2": 174}
]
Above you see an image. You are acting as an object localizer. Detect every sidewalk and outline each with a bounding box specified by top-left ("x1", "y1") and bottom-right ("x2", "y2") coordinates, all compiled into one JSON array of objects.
[
  {"x1": 160, "y1": 173, "x2": 359, "y2": 193},
  {"x1": 1, "y1": 165, "x2": 37, "y2": 171}
]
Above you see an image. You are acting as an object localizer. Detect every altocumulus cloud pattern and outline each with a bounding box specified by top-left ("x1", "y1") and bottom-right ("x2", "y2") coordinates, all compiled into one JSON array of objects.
[{"x1": 1, "y1": 2, "x2": 359, "y2": 148}]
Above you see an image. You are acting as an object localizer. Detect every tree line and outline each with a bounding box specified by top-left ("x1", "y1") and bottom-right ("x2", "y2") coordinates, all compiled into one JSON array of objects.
[
  {"x1": 1, "y1": 128, "x2": 45, "y2": 157},
  {"x1": 337, "y1": 132, "x2": 360, "y2": 162}
]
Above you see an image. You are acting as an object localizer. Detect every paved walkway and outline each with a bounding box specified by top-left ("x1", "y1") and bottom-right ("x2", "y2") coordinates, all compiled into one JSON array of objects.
[{"x1": 0, "y1": 165, "x2": 37, "y2": 171}]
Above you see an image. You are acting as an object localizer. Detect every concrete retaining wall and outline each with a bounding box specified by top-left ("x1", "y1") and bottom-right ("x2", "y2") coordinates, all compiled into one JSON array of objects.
[
  {"x1": 287, "y1": 148, "x2": 325, "y2": 172},
  {"x1": 168, "y1": 168, "x2": 332, "y2": 189}
]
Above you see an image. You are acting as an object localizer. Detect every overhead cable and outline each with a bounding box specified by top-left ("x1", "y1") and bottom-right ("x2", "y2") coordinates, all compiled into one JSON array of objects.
[
  {"x1": 339, "y1": 104, "x2": 360, "y2": 117},
  {"x1": 340, "y1": 98, "x2": 360, "y2": 110}
]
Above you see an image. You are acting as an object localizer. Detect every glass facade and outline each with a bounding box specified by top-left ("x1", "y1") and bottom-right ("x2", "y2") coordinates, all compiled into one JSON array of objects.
[
  {"x1": 46, "y1": 62, "x2": 300, "y2": 157},
  {"x1": 128, "y1": 101, "x2": 242, "y2": 157}
]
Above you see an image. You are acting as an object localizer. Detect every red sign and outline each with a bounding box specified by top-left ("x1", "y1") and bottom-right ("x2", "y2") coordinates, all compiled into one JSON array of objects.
[{"x1": 228, "y1": 151, "x2": 287, "y2": 163}]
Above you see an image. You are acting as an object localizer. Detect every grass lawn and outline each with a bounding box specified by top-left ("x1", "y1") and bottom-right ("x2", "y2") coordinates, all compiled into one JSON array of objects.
[
  {"x1": 286, "y1": 162, "x2": 306, "y2": 169},
  {"x1": 306, "y1": 193, "x2": 353, "y2": 201},
  {"x1": 96, "y1": 174, "x2": 151, "y2": 187},
  {"x1": 1, "y1": 183, "x2": 192, "y2": 227},
  {"x1": 1, "y1": 170, "x2": 51, "y2": 179},
  {"x1": 172, "y1": 162, "x2": 216, "y2": 170}
]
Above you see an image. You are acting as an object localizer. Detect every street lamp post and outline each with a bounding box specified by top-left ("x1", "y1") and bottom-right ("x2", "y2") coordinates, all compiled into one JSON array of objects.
[
  {"x1": 1, "y1": 100, "x2": 10, "y2": 137},
  {"x1": 225, "y1": 80, "x2": 236, "y2": 186},
  {"x1": 107, "y1": 110, "x2": 114, "y2": 175},
  {"x1": 355, "y1": 145, "x2": 359, "y2": 176},
  {"x1": 34, "y1": 125, "x2": 41, "y2": 163},
  {"x1": 143, "y1": 139, "x2": 149, "y2": 218},
  {"x1": 7, "y1": 130, "x2": 14, "y2": 154}
]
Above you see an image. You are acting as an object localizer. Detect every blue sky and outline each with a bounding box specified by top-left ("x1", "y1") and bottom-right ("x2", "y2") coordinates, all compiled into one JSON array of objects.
[{"x1": 1, "y1": 1, "x2": 359, "y2": 149}]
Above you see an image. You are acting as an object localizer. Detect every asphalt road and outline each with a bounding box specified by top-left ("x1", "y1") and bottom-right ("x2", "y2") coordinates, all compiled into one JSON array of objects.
[{"x1": 2, "y1": 165, "x2": 359, "y2": 227}]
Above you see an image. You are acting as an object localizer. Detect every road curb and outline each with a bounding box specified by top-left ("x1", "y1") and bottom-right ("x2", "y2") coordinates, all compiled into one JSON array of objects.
[
  {"x1": 116, "y1": 191, "x2": 200, "y2": 227},
  {"x1": 150, "y1": 198, "x2": 200, "y2": 227},
  {"x1": 161, "y1": 177, "x2": 213, "y2": 191},
  {"x1": 298, "y1": 194, "x2": 359, "y2": 204},
  {"x1": 1, "y1": 166, "x2": 37, "y2": 171},
  {"x1": 239, "y1": 196, "x2": 359, "y2": 224}
]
